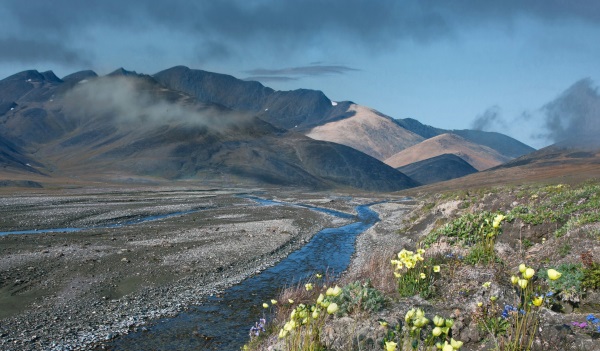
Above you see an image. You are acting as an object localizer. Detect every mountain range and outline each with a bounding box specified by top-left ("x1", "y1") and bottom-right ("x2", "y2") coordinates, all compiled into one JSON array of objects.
[{"x1": 0, "y1": 66, "x2": 539, "y2": 191}]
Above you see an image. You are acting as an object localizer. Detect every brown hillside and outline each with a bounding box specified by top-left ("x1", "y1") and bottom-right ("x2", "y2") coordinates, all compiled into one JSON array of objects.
[
  {"x1": 305, "y1": 104, "x2": 423, "y2": 160},
  {"x1": 384, "y1": 133, "x2": 511, "y2": 171},
  {"x1": 401, "y1": 141, "x2": 600, "y2": 194}
]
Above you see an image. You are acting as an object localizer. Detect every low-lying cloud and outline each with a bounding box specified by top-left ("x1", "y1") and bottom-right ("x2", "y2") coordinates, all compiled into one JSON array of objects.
[
  {"x1": 471, "y1": 105, "x2": 505, "y2": 131},
  {"x1": 63, "y1": 76, "x2": 246, "y2": 130},
  {"x1": 540, "y1": 78, "x2": 600, "y2": 145}
]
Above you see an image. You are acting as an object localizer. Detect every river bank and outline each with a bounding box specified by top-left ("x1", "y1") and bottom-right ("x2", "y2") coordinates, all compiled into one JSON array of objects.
[{"x1": 0, "y1": 188, "x2": 363, "y2": 351}]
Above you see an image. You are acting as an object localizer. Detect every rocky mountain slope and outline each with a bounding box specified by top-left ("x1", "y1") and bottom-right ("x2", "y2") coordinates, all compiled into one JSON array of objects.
[
  {"x1": 0, "y1": 69, "x2": 418, "y2": 191},
  {"x1": 395, "y1": 118, "x2": 535, "y2": 158},
  {"x1": 305, "y1": 104, "x2": 424, "y2": 160},
  {"x1": 153, "y1": 66, "x2": 353, "y2": 131},
  {"x1": 384, "y1": 133, "x2": 512, "y2": 171},
  {"x1": 396, "y1": 153, "x2": 478, "y2": 185}
]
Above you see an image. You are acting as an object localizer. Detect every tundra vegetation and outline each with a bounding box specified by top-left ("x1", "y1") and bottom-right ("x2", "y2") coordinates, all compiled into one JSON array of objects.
[{"x1": 244, "y1": 180, "x2": 600, "y2": 350}]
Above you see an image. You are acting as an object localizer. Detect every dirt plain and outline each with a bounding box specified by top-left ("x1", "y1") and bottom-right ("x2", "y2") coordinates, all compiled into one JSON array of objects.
[{"x1": 0, "y1": 185, "x2": 389, "y2": 351}]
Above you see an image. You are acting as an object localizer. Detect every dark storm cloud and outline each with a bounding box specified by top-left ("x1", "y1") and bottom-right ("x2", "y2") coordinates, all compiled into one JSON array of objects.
[
  {"x1": 471, "y1": 106, "x2": 505, "y2": 131},
  {"x1": 2, "y1": 0, "x2": 600, "y2": 66},
  {"x1": 540, "y1": 78, "x2": 600, "y2": 144},
  {"x1": 0, "y1": 37, "x2": 89, "y2": 65}
]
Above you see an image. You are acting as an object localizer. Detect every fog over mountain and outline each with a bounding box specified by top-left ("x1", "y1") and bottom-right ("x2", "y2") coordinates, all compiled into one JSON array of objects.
[
  {"x1": 0, "y1": 67, "x2": 418, "y2": 191},
  {"x1": 1, "y1": 1, "x2": 599, "y2": 151},
  {"x1": 541, "y1": 78, "x2": 600, "y2": 146}
]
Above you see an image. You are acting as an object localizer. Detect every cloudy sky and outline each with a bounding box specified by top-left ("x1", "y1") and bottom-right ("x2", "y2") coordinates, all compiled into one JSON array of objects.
[{"x1": 2, "y1": 0, "x2": 600, "y2": 149}]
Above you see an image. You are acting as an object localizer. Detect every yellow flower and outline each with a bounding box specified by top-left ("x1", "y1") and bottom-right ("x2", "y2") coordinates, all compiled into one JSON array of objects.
[
  {"x1": 278, "y1": 328, "x2": 288, "y2": 339},
  {"x1": 316, "y1": 293, "x2": 324, "y2": 305},
  {"x1": 288, "y1": 299, "x2": 294, "y2": 304},
  {"x1": 271, "y1": 299, "x2": 278, "y2": 305},
  {"x1": 413, "y1": 316, "x2": 429, "y2": 328},
  {"x1": 490, "y1": 296, "x2": 497, "y2": 302},
  {"x1": 477, "y1": 302, "x2": 483, "y2": 307},
  {"x1": 315, "y1": 273, "x2": 322, "y2": 279},
  {"x1": 385, "y1": 340, "x2": 398, "y2": 351},
  {"x1": 511, "y1": 275, "x2": 519, "y2": 285},
  {"x1": 518, "y1": 279, "x2": 528, "y2": 289},
  {"x1": 433, "y1": 265, "x2": 441, "y2": 273},
  {"x1": 432, "y1": 326, "x2": 442, "y2": 336},
  {"x1": 445, "y1": 319, "x2": 454, "y2": 328},
  {"x1": 519, "y1": 263, "x2": 527, "y2": 273},
  {"x1": 450, "y1": 338, "x2": 463, "y2": 349},
  {"x1": 378, "y1": 320, "x2": 389, "y2": 327},
  {"x1": 327, "y1": 303, "x2": 339, "y2": 314},
  {"x1": 482, "y1": 281, "x2": 491, "y2": 289},
  {"x1": 532, "y1": 296, "x2": 543, "y2": 306},
  {"x1": 523, "y1": 268, "x2": 535, "y2": 280},
  {"x1": 305, "y1": 283, "x2": 313, "y2": 291},
  {"x1": 394, "y1": 271, "x2": 402, "y2": 278},
  {"x1": 547, "y1": 269, "x2": 562, "y2": 280},
  {"x1": 417, "y1": 248, "x2": 426, "y2": 255},
  {"x1": 405, "y1": 308, "x2": 416, "y2": 322},
  {"x1": 492, "y1": 214, "x2": 505, "y2": 228},
  {"x1": 416, "y1": 308, "x2": 425, "y2": 318},
  {"x1": 312, "y1": 309, "x2": 320, "y2": 319},
  {"x1": 284, "y1": 320, "x2": 296, "y2": 331},
  {"x1": 442, "y1": 342, "x2": 453, "y2": 351},
  {"x1": 433, "y1": 315, "x2": 445, "y2": 327},
  {"x1": 262, "y1": 303, "x2": 269, "y2": 308},
  {"x1": 420, "y1": 273, "x2": 427, "y2": 279}
]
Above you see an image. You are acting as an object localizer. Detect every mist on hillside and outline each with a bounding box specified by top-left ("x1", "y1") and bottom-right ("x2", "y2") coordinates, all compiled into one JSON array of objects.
[
  {"x1": 541, "y1": 78, "x2": 600, "y2": 147},
  {"x1": 62, "y1": 76, "x2": 248, "y2": 131}
]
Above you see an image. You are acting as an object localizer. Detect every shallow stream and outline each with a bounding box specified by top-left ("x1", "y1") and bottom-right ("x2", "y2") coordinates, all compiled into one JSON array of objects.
[{"x1": 104, "y1": 196, "x2": 381, "y2": 350}]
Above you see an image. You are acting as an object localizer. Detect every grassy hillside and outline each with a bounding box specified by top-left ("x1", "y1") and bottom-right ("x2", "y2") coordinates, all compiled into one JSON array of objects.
[{"x1": 245, "y1": 180, "x2": 600, "y2": 350}]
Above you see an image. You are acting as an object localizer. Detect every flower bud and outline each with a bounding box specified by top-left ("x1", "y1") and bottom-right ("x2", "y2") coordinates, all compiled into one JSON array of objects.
[
  {"x1": 405, "y1": 308, "x2": 416, "y2": 322},
  {"x1": 451, "y1": 338, "x2": 463, "y2": 349},
  {"x1": 519, "y1": 263, "x2": 527, "y2": 273},
  {"x1": 385, "y1": 341, "x2": 398, "y2": 351},
  {"x1": 316, "y1": 293, "x2": 324, "y2": 305},
  {"x1": 327, "y1": 303, "x2": 339, "y2": 315},
  {"x1": 547, "y1": 269, "x2": 562, "y2": 280},
  {"x1": 518, "y1": 279, "x2": 528, "y2": 289},
  {"x1": 523, "y1": 268, "x2": 535, "y2": 279},
  {"x1": 432, "y1": 326, "x2": 442, "y2": 336}
]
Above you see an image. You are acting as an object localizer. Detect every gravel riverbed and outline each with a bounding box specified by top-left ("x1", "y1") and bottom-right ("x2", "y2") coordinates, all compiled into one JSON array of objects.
[{"x1": 0, "y1": 188, "x2": 359, "y2": 351}]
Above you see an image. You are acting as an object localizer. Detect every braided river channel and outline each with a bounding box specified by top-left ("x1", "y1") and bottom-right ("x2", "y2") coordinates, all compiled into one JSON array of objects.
[{"x1": 102, "y1": 196, "x2": 384, "y2": 350}]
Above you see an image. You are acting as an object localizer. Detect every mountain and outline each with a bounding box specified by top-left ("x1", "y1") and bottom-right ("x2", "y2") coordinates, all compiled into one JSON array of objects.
[
  {"x1": 396, "y1": 153, "x2": 478, "y2": 185},
  {"x1": 305, "y1": 104, "x2": 424, "y2": 160},
  {"x1": 0, "y1": 69, "x2": 417, "y2": 191},
  {"x1": 384, "y1": 133, "x2": 512, "y2": 171},
  {"x1": 153, "y1": 66, "x2": 352, "y2": 131},
  {"x1": 395, "y1": 118, "x2": 535, "y2": 159},
  {"x1": 405, "y1": 139, "x2": 600, "y2": 193}
]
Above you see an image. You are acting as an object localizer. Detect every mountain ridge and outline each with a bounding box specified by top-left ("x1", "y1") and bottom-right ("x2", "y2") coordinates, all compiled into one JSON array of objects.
[{"x1": 0, "y1": 68, "x2": 417, "y2": 191}]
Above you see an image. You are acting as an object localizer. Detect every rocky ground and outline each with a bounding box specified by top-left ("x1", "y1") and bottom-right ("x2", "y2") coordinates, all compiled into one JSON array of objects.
[
  {"x1": 253, "y1": 183, "x2": 600, "y2": 351},
  {"x1": 0, "y1": 187, "x2": 365, "y2": 351}
]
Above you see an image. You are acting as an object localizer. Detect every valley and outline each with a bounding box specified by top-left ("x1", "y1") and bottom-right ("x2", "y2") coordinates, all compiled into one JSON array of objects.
[{"x1": 0, "y1": 186, "x2": 399, "y2": 350}]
